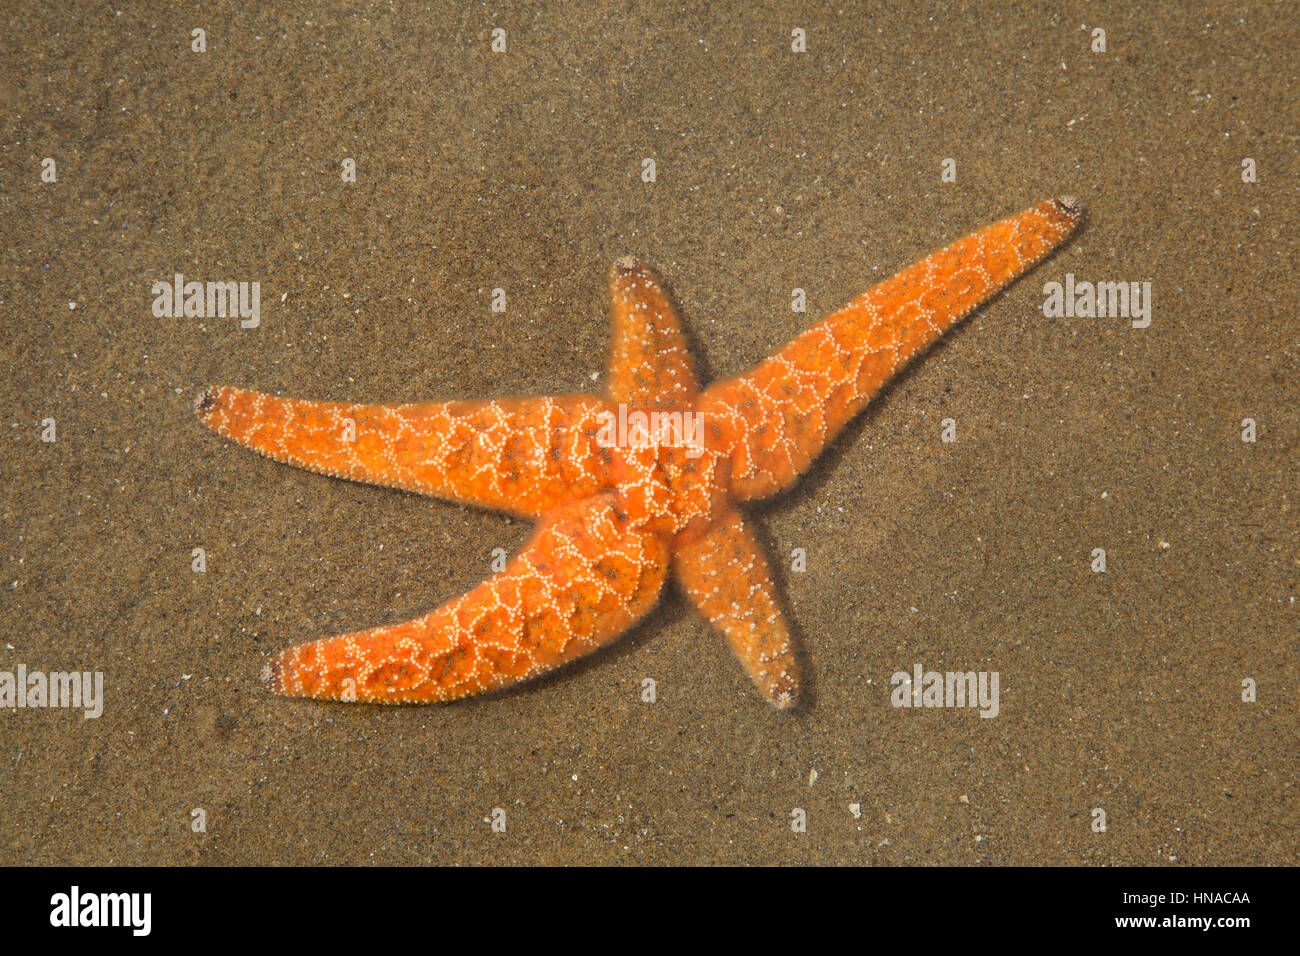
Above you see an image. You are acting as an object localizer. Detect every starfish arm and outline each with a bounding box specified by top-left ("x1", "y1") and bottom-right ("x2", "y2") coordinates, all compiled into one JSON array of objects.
[
  {"x1": 196, "y1": 386, "x2": 615, "y2": 517},
  {"x1": 607, "y1": 258, "x2": 700, "y2": 410},
  {"x1": 699, "y1": 196, "x2": 1083, "y2": 500},
  {"x1": 674, "y1": 510, "x2": 798, "y2": 708},
  {"x1": 264, "y1": 492, "x2": 670, "y2": 703}
]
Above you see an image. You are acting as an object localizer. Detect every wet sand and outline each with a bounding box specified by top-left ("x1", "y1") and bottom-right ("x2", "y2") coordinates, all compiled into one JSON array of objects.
[{"x1": 1, "y1": 1, "x2": 1295, "y2": 864}]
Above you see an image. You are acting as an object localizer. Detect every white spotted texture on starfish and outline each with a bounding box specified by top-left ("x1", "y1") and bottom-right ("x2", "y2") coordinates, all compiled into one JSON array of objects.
[{"x1": 197, "y1": 196, "x2": 1082, "y2": 707}]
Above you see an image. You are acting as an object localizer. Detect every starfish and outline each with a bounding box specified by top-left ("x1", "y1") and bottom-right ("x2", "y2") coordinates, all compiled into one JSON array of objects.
[{"x1": 197, "y1": 196, "x2": 1081, "y2": 708}]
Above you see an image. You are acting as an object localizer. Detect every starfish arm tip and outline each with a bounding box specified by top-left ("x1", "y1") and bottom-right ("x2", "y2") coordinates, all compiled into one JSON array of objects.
[
  {"x1": 259, "y1": 659, "x2": 282, "y2": 693},
  {"x1": 194, "y1": 387, "x2": 218, "y2": 418},
  {"x1": 1054, "y1": 195, "x2": 1084, "y2": 218},
  {"x1": 771, "y1": 687, "x2": 798, "y2": 709}
]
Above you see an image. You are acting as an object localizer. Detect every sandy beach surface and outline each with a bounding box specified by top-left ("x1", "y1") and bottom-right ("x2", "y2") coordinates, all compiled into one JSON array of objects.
[{"x1": 1, "y1": 1, "x2": 1295, "y2": 864}]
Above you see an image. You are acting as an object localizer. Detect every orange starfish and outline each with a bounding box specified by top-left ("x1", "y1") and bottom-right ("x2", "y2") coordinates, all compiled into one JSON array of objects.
[{"x1": 197, "y1": 197, "x2": 1081, "y2": 708}]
